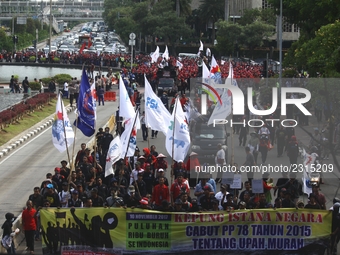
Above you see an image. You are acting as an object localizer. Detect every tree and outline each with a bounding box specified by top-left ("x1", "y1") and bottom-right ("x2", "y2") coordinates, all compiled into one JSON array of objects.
[
  {"x1": 198, "y1": 0, "x2": 224, "y2": 42},
  {"x1": 142, "y1": 0, "x2": 193, "y2": 53},
  {"x1": 290, "y1": 21, "x2": 340, "y2": 77},
  {"x1": 215, "y1": 8, "x2": 275, "y2": 57},
  {"x1": 242, "y1": 21, "x2": 275, "y2": 57},
  {"x1": 215, "y1": 21, "x2": 242, "y2": 56},
  {"x1": 268, "y1": 0, "x2": 340, "y2": 40},
  {"x1": 170, "y1": 0, "x2": 192, "y2": 17}
]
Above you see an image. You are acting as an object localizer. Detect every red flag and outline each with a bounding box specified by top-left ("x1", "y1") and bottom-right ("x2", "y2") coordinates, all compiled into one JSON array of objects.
[
  {"x1": 88, "y1": 39, "x2": 92, "y2": 49},
  {"x1": 79, "y1": 43, "x2": 86, "y2": 54}
]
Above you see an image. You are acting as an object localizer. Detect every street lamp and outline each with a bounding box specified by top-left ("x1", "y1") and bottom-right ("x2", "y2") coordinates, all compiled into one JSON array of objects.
[{"x1": 279, "y1": 0, "x2": 283, "y2": 95}]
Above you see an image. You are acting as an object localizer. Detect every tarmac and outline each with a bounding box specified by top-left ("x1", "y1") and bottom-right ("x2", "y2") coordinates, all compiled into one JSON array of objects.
[{"x1": 0, "y1": 87, "x2": 338, "y2": 255}]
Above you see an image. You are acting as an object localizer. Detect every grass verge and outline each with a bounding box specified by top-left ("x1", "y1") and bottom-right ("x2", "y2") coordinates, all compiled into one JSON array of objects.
[{"x1": 0, "y1": 99, "x2": 57, "y2": 146}]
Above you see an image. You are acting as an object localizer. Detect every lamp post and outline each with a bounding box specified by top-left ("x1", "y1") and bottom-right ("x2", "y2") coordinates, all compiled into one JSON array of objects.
[
  {"x1": 279, "y1": 0, "x2": 283, "y2": 95},
  {"x1": 49, "y1": 0, "x2": 52, "y2": 53}
]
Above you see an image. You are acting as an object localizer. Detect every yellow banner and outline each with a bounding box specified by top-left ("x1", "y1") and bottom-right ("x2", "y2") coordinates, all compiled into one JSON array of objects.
[{"x1": 40, "y1": 208, "x2": 331, "y2": 253}]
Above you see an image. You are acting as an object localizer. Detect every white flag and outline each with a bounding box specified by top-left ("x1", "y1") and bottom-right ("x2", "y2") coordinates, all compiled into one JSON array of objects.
[
  {"x1": 52, "y1": 94, "x2": 75, "y2": 153},
  {"x1": 163, "y1": 45, "x2": 169, "y2": 60},
  {"x1": 302, "y1": 149, "x2": 316, "y2": 195},
  {"x1": 165, "y1": 97, "x2": 190, "y2": 161},
  {"x1": 151, "y1": 46, "x2": 160, "y2": 63},
  {"x1": 144, "y1": 76, "x2": 171, "y2": 135},
  {"x1": 112, "y1": 43, "x2": 117, "y2": 53},
  {"x1": 176, "y1": 60, "x2": 183, "y2": 70},
  {"x1": 198, "y1": 40, "x2": 204, "y2": 53},
  {"x1": 207, "y1": 88, "x2": 232, "y2": 126},
  {"x1": 105, "y1": 136, "x2": 122, "y2": 177},
  {"x1": 206, "y1": 47, "x2": 211, "y2": 57},
  {"x1": 119, "y1": 76, "x2": 135, "y2": 120},
  {"x1": 120, "y1": 112, "x2": 139, "y2": 158}
]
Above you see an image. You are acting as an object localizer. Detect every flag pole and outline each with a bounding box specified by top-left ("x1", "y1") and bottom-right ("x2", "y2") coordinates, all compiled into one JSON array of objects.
[
  {"x1": 59, "y1": 92, "x2": 72, "y2": 172},
  {"x1": 70, "y1": 64, "x2": 86, "y2": 174},
  {"x1": 171, "y1": 96, "x2": 179, "y2": 186},
  {"x1": 120, "y1": 107, "x2": 139, "y2": 191},
  {"x1": 229, "y1": 61, "x2": 235, "y2": 165}
]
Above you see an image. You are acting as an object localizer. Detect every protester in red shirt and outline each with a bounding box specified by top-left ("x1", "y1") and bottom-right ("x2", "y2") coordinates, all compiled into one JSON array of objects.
[
  {"x1": 152, "y1": 177, "x2": 170, "y2": 208},
  {"x1": 22, "y1": 200, "x2": 38, "y2": 254},
  {"x1": 170, "y1": 173, "x2": 190, "y2": 205}
]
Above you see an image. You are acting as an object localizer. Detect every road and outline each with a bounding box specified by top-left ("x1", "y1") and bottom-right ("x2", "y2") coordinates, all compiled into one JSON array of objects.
[{"x1": 0, "y1": 98, "x2": 117, "y2": 218}]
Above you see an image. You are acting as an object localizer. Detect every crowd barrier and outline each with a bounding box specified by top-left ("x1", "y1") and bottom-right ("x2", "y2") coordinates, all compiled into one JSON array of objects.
[{"x1": 104, "y1": 91, "x2": 116, "y2": 101}]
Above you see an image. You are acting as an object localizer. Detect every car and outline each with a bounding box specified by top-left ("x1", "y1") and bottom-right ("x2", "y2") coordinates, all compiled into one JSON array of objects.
[
  {"x1": 157, "y1": 78, "x2": 176, "y2": 97},
  {"x1": 59, "y1": 45, "x2": 69, "y2": 51},
  {"x1": 189, "y1": 117, "x2": 229, "y2": 165}
]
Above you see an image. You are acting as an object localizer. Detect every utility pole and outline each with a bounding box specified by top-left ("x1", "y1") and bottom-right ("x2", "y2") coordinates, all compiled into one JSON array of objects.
[
  {"x1": 36, "y1": 29, "x2": 38, "y2": 63},
  {"x1": 49, "y1": 0, "x2": 52, "y2": 53},
  {"x1": 279, "y1": 0, "x2": 283, "y2": 97}
]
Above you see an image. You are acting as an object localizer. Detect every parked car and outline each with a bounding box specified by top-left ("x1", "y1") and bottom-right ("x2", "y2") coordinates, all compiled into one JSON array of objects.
[{"x1": 157, "y1": 78, "x2": 177, "y2": 97}]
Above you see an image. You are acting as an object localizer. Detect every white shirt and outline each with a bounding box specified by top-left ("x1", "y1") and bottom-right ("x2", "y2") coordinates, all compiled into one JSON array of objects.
[
  {"x1": 130, "y1": 168, "x2": 144, "y2": 185},
  {"x1": 215, "y1": 149, "x2": 226, "y2": 165},
  {"x1": 215, "y1": 191, "x2": 229, "y2": 209},
  {"x1": 64, "y1": 82, "x2": 69, "y2": 91},
  {"x1": 258, "y1": 126, "x2": 270, "y2": 135},
  {"x1": 59, "y1": 190, "x2": 71, "y2": 208}
]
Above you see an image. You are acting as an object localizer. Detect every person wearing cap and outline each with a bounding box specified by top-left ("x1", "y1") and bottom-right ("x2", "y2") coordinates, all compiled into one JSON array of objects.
[
  {"x1": 152, "y1": 177, "x2": 170, "y2": 209},
  {"x1": 215, "y1": 184, "x2": 229, "y2": 209},
  {"x1": 296, "y1": 200, "x2": 304, "y2": 209},
  {"x1": 153, "y1": 169, "x2": 169, "y2": 187},
  {"x1": 138, "y1": 197, "x2": 151, "y2": 210},
  {"x1": 40, "y1": 173, "x2": 58, "y2": 194},
  {"x1": 59, "y1": 182, "x2": 71, "y2": 208},
  {"x1": 161, "y1": 91, "x2": 169, "y2": 109},
  {"x1": 90, "y1": 188, "x2": 105, "y2": 207},
  {"x1": 52, "y1": 167, "x2": 65, "y2": 192},
  {"x1": 60, "y1": 160, "x2": 70, "y2": 179},
  {"x1": 173, "y1": 160, "x2": 186, "y2": 179},
  {"x1": 155, "y1": 154, "x2": 168, "y2": 173},
  {"x1": 305, "y1": 193, "x2": 321, "y2": 209},
  {"x1": 170, "y1": 173, "x2": 190, "y2": 205},
  {"x1": 67, "y1": 190, "x2": 83, "y2": 208},
  {"x1": 130, "y1": 161, "x2": 144, "y2": 185},
  {"x1": 186, "y1": 152, "x2": 200, "y2": 188},
  {"x1": 200, "y1": 185, "x2": 215, "y2": 211},
  {"x1": 43, "y1": 184, "x2": 61, "y2": 207},
  {"x1": 2, "y1": 212, "x2": 17, "y2": 253},
  {"x1": 173, "y1": 199, "x2": 186, "y2": 212},
  {"x1": 194, "y1": 175, "x2": 214, "y2": 205},
  {"x1": 238, "y1": 201, "x2": 247, "y2": 210},
  {"x1": 22, "y1": 200, "x2": 37, "y2": 254},
  {"x1": 124, "y1": 185, "x2": 141, "y2": 208}
]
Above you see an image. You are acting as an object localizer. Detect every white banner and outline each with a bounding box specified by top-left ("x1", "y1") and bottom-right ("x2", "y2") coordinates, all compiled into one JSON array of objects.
[
  {"x1": 120, "y1": 112, "x2": 139, "y2": 158},
  {"x1": 144, "y1": 76, "x2": 171, "y2": 135},
  {"x1": 105, "y1": 136, "x2": 122, "y2": 177},
  {"x1": 119, "y1": 76, "x2": 135, "y2": 120},
  {"x1": 165, "y1": 98, "x2": 190, "y2": 161},
  {"x1": 52, "y1": 94, "x2": 74, "y2": 153},
  {"x1": 302, "y1": 149, "x2": 316, "y2": 195},
  {"x1": 207, "y1": 88, "x2": 232, "y2": 125}
]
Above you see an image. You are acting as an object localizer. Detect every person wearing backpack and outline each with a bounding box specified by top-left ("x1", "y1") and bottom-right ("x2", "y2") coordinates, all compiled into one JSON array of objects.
[
  {"x1": 258, "y1": 133, "x2": 270, "y2": 164},
  {"x1": 287, "y1": 136, "x2": 299, "y2": 165}
]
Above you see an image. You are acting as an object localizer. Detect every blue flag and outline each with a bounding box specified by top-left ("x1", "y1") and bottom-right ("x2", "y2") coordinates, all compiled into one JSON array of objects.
[{"x1": 74, "y1": 69, "x2": 96, "y2": 137}]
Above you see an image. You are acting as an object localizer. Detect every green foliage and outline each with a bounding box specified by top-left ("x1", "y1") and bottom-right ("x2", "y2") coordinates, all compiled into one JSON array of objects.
[
  {"x1": 53, "y1": 57, "x2": 60, "y2": 63},
  {"x1": 288, "y1": 21, "x2": 340, "y2": 76},
  {"x1": 238, "y1": 8, "x2": 276, "y2": 26},
  {"x1": 53, "y1": 74, "x2": 72, "y2": 85},
  {"x1": 29, "y1": 82, "x2": 41, "y2": 91},
  {"x1": 29, "y1": 56, "x2": 36, "y2": 62},
  {"x1": 216, "y1": 22, "x2": 242, "y2": 56}
]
